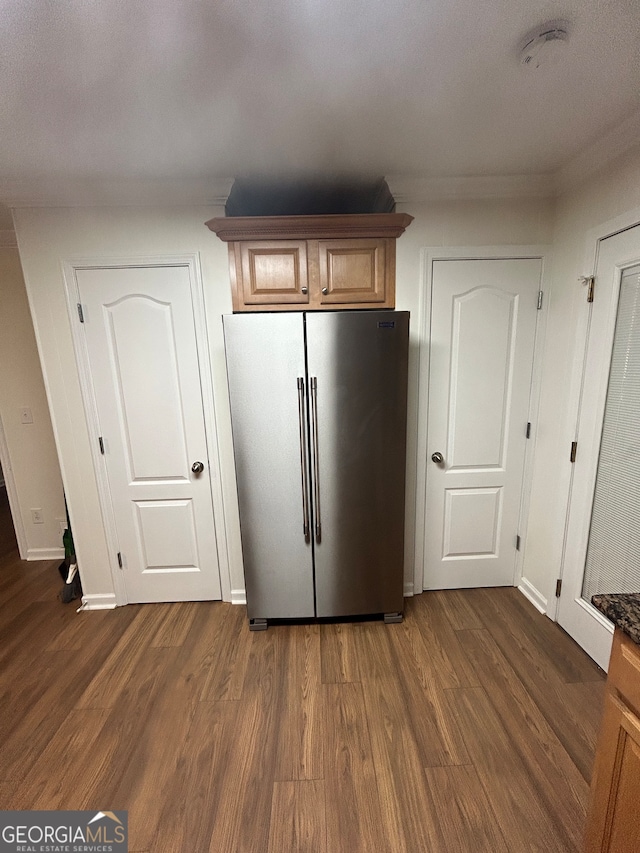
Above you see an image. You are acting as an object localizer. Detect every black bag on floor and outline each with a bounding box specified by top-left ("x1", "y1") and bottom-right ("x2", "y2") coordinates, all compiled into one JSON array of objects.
[{"x1": 58, "y1": 503, "x2": 82, "y2": 603}]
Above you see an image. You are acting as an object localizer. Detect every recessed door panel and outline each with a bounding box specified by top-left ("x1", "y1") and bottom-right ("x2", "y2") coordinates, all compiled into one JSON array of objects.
[
  {"x1": 106, "y1": 296, "x2": 189, "y2": 481},
  {"x1": 424, "y1": 258, "x2": 540, "y2": 589},
  {"x1": 449, "y1": 288, "x2": 516, "y2": 470},
  {"x1": 318, "y1": 239, "x2": 386, "y2": 304},
  {"x1": 240, "y1": 241, "x2": 309, "y2": 304},
  {"x1": 77, "y1": 264, "x2": 221, "y2": 603},
  {"x1": 443, "y1": 487, "x2": 502, "y2": 559},
  {"x1": 135, "y1": 500, "x2": 198, "y2": 571}
]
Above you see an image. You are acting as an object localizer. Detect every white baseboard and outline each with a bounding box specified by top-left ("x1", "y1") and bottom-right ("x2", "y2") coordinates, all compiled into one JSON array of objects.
[
  {"x1": 404, "y1": 581, "x2": 414, "y2": 597},
  {"x1": 26, "y1": 547, "x2": 65, "y2": 561},
  {"x1": 80, "y1": 593, "x2": 117, "y2": 610},
  {"x1": 518, "y1": 577, "x2": 547, "y2": 614}
]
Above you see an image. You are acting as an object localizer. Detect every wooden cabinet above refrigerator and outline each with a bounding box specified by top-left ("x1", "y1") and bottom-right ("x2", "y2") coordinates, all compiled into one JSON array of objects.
[{"x1": 205, "y1": 213, "x2": 413, "y2": 312}]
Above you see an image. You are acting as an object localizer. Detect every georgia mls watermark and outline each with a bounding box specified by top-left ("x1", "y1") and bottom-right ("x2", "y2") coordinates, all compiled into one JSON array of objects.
[{"x1": 0, "y1": 811, "x2": 127, "y2": 853}]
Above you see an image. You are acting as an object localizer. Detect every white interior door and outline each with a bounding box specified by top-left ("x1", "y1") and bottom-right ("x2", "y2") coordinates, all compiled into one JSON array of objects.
[
  {"x1": 76, "y1": 264, "x2": 221, "y2": 603},
  {"x1": 424, "y1": 258, "x2": 541, "y2": 589},
  {"x1": 558, "y1": 224, "x2": 640, "y2": 670}
]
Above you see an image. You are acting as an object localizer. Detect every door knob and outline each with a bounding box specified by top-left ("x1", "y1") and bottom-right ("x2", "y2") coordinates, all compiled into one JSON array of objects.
[
  {"x1": 431, "y1": 452, "x2": 444, "y2": 464},
  {"x1": 191, "y1": 461, "x2": 205, "y2": 474}
]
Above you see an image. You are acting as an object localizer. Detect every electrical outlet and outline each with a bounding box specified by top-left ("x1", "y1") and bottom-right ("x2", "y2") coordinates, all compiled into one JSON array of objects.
[
  {"x1": 20, "y1": 407, "x2": 33, "y2": 424},
  {"x1": 31, "y1": 508, "x2": 44, "y2": 524}
]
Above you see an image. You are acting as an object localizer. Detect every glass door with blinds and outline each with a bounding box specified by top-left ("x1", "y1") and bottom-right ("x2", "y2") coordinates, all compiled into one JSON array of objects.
[
  {"x1": 558, "y1": 224, "x2": 640, "y2": 670},
  {"x1": 582, "y1": 264, "x2": 640, "y2": 600}
]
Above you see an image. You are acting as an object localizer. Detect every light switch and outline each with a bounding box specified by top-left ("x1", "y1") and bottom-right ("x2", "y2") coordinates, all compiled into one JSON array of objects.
[{"x1": 20, "y1": 407, "x2": 33, "y2": 424}]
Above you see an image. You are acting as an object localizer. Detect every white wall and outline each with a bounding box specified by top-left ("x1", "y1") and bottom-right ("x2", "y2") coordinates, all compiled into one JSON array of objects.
[
  {"x1": 11, "y1": 157, "x2": 640, "y2": 614},
  {"x1": 13, "y1": 206, "x2": 244, "y2": 602},
  {"x1": 523, "y1": 143, "x2": 640, "y2": 613},
  {"x1": 13, "y1": 199, "x2": 556, "y2": 605},
  {"x1": 0, "y1": 246, "x2": 65, "y2": 559}
]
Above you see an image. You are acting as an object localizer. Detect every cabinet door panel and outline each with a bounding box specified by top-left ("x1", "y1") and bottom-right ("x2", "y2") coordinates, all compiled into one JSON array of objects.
[
  {"x1": 608, "y1": 632, "x2": 640, "y2": 717},
  {"x1": 318, "y1": 239, "x2": 388, "y2": 305},
  {"x1": 585, "y1": 690, "x2": 640, "y2": 852},
  {"x1": 239, "y1": 240, "x2": 309, "y2": 305}
]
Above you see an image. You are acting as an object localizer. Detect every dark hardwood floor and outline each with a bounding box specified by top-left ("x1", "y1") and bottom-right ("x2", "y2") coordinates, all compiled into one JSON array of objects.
[{"x1": 0, "y1": 541, "x2": 605, "y2": 852}]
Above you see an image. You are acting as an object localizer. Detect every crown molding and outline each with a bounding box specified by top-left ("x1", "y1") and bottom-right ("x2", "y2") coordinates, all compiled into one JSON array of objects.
[
  {"x1": 0, "y1": 177, "x2": 234, "y2": 208},
  {"x1": 206, "y1": 213, "x2": 414, "y2": 241},
  {"x1": 557, "y1": 108, "x2": 640, "y2": 194},
  {"x1": 386, "y1": 172, "x2": 555, "y2": 203},
  {"x1": 0, "y1": 230, "x2": 17, "y2": 248}
]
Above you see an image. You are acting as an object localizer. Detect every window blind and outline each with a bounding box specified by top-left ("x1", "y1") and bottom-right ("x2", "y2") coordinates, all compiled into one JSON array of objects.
[{"x1": 583, "y1": 264, "x2": 640, "y2": 600}]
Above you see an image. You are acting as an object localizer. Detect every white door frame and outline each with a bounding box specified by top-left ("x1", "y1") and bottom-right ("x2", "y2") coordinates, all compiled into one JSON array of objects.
[
  {"x1": 414, "y1": 246, "x2": 551, "y2": 598},
  {"x1": 62, "y1": 255, "x2": 231, "y2": 606},
  {"x1": 0, "y1": 411, "x2": 28, "y2": 560},
  {"x1": 555, "y1": 206, "x2": 640, "y2": 660}
]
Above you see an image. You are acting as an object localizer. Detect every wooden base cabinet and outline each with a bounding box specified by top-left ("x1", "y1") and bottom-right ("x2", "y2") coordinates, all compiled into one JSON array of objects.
[
  {"x1": 206, "y1": 214, "x2": 413, "y2": 312},
  {"x1": 585, "y1": 629, "x2": 640, "y2": 853}
]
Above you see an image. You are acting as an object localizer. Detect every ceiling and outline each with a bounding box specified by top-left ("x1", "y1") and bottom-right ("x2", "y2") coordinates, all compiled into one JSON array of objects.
[{"x1": 1, "y1": 0, "x2": 639, "y2": 207}]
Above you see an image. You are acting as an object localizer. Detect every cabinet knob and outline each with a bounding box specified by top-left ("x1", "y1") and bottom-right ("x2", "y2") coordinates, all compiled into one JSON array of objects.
[
  {"x1": 322, "y1": 287, "x2": 328, "y2": 295},
  {"x1": 301, "y1": 286, "x2": 308, "y2": 294}
]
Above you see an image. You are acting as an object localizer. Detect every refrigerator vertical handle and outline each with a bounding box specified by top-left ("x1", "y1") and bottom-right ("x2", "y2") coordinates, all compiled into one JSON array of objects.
[
  {"x1": 310, "y1": 376, "x2": 321, "y2": 542},
  {"x1": 297, "y1": 378, "x2": 311, "y2": 541}
]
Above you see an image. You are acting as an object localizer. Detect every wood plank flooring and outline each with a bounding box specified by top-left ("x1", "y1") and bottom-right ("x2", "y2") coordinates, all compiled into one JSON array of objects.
[{"x1": 0, "y1": 546, "x2": 605, "y2": 851}]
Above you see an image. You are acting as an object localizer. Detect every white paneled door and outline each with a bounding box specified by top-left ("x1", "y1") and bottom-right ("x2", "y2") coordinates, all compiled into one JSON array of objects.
[
  {"x1": 76, "y1": 265, "x2": 221, "y2": 603},
  {"x1": 424, "y1": 258, "x2": 541, "y2": 589},
  {"x1": 558, "y1": 224, "x2": 640, "y2": 670}
]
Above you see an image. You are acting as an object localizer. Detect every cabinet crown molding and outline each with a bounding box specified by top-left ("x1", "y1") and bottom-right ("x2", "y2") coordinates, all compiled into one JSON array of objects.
[{"x1": 205, "y1": 213, "x2": 414, "y2": 242}]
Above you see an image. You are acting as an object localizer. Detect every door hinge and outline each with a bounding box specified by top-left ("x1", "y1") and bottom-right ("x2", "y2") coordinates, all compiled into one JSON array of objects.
[
  {"x1": 580, "y1": 276, "x2": 595, "y2": 303},
  {"x1": 537, "y1": 291, "x2": 544, "y2": 310},
  {"x1": 526, "y1": 422, "x2": 531, "y2": 439},
  {"x1": 98, "y1": 436, "x2": 105, "y2": 455},
  {"x1": 570, "y1": 441, "x2": 577, "y2": 463},
  {"x1": 516, "y1": 534, "x2": 521, "y2": 551},
  {"x1": 117, "y1": 552, "x2": 123, "y2": 569},
  {"x1": 77, "y1": 303, "x2": 85, "y2": 323},
  {"x1": 555, "y1": 578, "x2": 562, "y2": 597}
]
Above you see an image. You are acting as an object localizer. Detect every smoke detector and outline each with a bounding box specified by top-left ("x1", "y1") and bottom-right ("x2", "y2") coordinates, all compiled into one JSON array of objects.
[{"x1": 520, "y1": 21, "x2": 569, "y2": 69}]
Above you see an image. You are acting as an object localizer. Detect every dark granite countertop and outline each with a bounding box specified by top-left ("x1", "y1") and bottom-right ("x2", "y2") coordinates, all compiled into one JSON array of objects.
[{"x1": 592, "y1": 593, "x2": 640, "y2": 646}]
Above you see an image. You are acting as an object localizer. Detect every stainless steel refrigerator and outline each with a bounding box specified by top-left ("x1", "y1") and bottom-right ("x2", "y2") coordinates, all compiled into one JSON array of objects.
[{"x1": 223, "y1": 310, "x2": 409, "y2": 630}]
